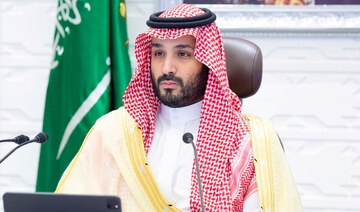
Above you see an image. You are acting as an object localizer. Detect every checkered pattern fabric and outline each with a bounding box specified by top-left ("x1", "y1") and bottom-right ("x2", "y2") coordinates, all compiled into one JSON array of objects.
[{"x1": 123, "y1": 4, "x2": 254, "y2": 211}]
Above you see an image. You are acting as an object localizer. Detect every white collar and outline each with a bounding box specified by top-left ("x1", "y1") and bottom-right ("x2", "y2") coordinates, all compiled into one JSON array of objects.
[{"x1": 158, "y1": 100, "x2": 203, "y2": 124}]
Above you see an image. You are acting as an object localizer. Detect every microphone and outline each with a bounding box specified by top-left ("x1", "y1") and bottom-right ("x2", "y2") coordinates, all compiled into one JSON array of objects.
[
  {"x1": 32, "y1": 132, "x2": 49, "y2": 143},
  {"x1": 0, "y1": 134, "x2": 29, "y2": 144},
  {"x1": 182, "y1": 132, "x2": 205, "y2": 212},
  {"x1": 0, "y1": 132, "x2": 49, "y2": 164}
]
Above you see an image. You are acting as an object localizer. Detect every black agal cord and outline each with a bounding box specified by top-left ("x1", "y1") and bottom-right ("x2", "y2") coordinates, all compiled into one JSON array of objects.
[{"x1": 146, "y1": 8, "x2": 216, "y2": 29}]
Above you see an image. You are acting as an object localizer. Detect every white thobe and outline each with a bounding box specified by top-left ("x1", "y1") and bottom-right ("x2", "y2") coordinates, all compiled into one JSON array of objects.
[{"x1": 147, "y1": 102, "x2": 260, "y2": 211}]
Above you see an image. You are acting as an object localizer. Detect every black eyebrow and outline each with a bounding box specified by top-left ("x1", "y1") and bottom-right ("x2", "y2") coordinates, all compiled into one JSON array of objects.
[
  {"x1": 174, "y1": 44, "x2": 194, "y2": 50},
  {"x1": 151, "y1": 43, "x2": 194, "y2": 50},
  {"x1": 151, "y1": 43, "x2": 162, "y2": 48}
]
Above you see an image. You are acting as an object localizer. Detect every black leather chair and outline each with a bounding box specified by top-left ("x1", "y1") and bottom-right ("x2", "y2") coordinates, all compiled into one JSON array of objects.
[
  {"x1": 223, "y1": 37, "x2": 263, "y2": 99},
  {"x1": 223, "y1": 37, "x2": 284, "y2": 150}
]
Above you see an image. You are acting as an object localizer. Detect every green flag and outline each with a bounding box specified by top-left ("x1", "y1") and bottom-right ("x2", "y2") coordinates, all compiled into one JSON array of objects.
[{"x1": 36, "y1": 0, "x2": 132, "y2": 192}]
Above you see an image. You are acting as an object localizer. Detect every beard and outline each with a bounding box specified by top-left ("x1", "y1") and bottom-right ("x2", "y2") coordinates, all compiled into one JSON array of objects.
[{"x1": 151, "y1": 65, "x2": 209, "y2": 108}]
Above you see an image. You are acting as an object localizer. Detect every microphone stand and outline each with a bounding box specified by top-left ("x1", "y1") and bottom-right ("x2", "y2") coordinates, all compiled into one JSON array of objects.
[
  {"x1": 189, "y1": 139, "x2": 206, "y2": 212},
  {"x1": 0, "y1": 133, "x2": 48, "y2": 164},
  {"x1": 183, "y1": 133, "x2": 205, "y2": 212},
  {"x1": 0, "y1": 140, "x2": 33, "y2": 164},
  {"x1": 0, "y1": 135, "x2": 29, "y2": 144}
]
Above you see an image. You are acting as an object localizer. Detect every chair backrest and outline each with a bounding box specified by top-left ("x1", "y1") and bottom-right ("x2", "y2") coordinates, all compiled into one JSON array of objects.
[{"x1": 223, "y1": 37, "x2": 263, "y2": 99}]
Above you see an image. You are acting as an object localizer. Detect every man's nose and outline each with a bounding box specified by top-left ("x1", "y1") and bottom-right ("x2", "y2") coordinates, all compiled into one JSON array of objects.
[{"x1": 162, "y1": 55, "x2": 177, "y2": 75}]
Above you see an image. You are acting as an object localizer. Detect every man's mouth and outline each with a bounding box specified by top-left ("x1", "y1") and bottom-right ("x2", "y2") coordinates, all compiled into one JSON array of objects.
[{"x1": 160, "y1": 80, "x2": 179, "y2": 89}]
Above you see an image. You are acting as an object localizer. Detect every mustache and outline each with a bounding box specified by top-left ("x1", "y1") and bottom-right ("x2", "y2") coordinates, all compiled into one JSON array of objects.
[{"x1": 157, "y1": 74, "x2": 184, "y2": 87}]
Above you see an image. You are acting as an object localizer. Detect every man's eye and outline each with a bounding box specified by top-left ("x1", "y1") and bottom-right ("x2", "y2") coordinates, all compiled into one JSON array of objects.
[
  {"x1": 179, "y1": 51, "x2": 190, "y2": 57},
  {"x1": 153, "y1": 51, "x2": 164, "y2": 57}
]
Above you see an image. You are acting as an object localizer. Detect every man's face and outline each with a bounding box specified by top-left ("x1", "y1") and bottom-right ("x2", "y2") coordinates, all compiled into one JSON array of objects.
[{"x1": 150, "y1": 35, "x2": 208, "y2": 108}]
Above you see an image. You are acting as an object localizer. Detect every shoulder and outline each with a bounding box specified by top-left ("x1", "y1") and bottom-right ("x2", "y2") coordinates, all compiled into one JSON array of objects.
[
  {"x1": 93, "y1": 107, "x2": 129, "y2": 128},
  {"x1": 244, "y1": 115, "x2": 274, "y2": 131},
  {"x1": 83, "y1": 107, "x2": 133, "y2": 153},
  {"x1": 86, "y1": 107, "x2": 130, "y2": 142}
]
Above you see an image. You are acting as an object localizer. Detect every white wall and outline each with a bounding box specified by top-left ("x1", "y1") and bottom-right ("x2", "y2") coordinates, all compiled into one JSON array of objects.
[
  {"x1": 0, "y1": 1, "x2": 55, "y2": 210},
  {"x1": 0, "y1": 0, "x2": 360, "y2": 211}
]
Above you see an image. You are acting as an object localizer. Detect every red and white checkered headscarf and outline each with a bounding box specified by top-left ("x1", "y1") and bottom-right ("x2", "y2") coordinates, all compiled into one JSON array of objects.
[{"x1": 123, "y1": 4, "x2": 251, "y2": 211}]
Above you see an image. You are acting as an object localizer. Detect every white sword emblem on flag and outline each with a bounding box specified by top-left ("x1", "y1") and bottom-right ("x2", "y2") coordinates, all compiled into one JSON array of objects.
[{"x1": 56, "y1": 70, "x2": 111, "y2": 159}]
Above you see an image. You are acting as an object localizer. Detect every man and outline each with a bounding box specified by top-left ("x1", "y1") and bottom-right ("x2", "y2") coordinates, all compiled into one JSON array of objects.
[{"x1": 56, "y1": 4, "x2": 302, "y2": 211}]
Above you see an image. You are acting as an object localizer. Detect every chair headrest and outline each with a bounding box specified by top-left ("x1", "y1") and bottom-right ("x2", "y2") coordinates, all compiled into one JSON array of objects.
[{"x1": 223, "y1": 37, "x2": 263, "y2": 99}]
